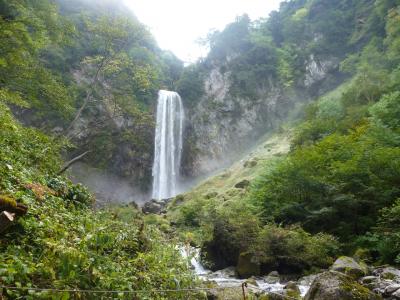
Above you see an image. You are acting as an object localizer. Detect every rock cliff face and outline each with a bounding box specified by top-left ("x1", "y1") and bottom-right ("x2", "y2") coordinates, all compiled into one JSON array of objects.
[
  {"x1": 67, "y1": 66, "x2": 155, "y2": 196},
  {"x1": 182, "y1": 54, "x2": 344, "y2": 178}
]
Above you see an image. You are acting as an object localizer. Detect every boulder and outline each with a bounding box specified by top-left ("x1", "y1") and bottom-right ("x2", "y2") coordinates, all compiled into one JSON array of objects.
[
  {"x1": 142, "y1": 199, "x2": 170, "y2": 214},
  {"x1": 245, "y1": 277, "x2": 258, "y2": 286},
  {"x1": 202, "y1": 240, "x2": 238, "y2": 271},
  {"x1": 268, "y1": 271, "x2": 279, "y2": 277},
  {"x1": 208, "y1": 266, "x2": 237, "y2": 279},
  {"x1": 234, "y1": 179, "x2": 250, "y2": 189},
  {"x1": 393, "y1": 289, "x2": 400, "y2": 299},
  {"x1": 305, "y1": 271, "x2": 381, "y2": 300},
  {"x1": 373, "y1": 266, "x2": 400, "y2": 281},
  {"x1": 236, "y1": 252, "x2": 260, "y2": 278},
  {"x1": 298, "y1": 274, "x2": 319, "y2": 287},
  {"x1": 285, "y1": 281, "x2": 301, "y2": 294},
  {"x1": 385, "y1": 283, "x2": 400, "y2": 295},
  {"x1": 331, "y1": 256, "x2": 368, "y2": 279},
  {"x1": 264, "y1": 271, "x2": 280, "y2": 284},
  {"x1": 361, "y1": 276, "x2": 379, "y2": 285},
  {"x1": 370, "y1": 279, "x2": 393, "y2": 296},
  {"x1": 243, "y1": 160, "x2": 257, "y2": 168}
]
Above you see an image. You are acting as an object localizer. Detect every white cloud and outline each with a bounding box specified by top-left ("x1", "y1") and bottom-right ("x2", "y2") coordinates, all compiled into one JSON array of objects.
[{"x1": 123, "y1": 0, "x2": 282, "y2": 62}]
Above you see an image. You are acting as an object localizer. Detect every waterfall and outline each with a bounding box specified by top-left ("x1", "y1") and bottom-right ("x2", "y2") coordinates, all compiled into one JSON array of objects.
[{"x1": 152, "y1": 90, "x2": 184, "y2": 200}]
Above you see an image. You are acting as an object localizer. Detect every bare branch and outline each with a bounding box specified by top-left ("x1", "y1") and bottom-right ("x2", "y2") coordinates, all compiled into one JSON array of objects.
[{"x1": 57, "y1": 151, "x2": 91, "y2": 175}]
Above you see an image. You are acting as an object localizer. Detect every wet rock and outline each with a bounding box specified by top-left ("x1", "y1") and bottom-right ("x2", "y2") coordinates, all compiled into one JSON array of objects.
[
  {"x1": 244, "y1": 160, "x2": 257, "y2": 168},
  {"x1": 285, "y1": 281, "x2": 300, "y2": 294},
  {"x1": 245, "y1": 277, "x2": 258, "y2": 286},
  {"x1": 264, "y1": 271, "x2": 280, "y2": 284},
  {"x1": 260, "y1": 291, "x2": 286, "y2": 300},
  {"x1": 208, "y1": 266, "x2": 237, "y2": 278},
  {"x1": 361, "y1": 276, "x2": 379, "y2": 285},
  {"x1": 236, "y1": 252, "x2": 260, "y2": 278},
  {"x1": 385, "y1": 283, "x2": 400, "y2": 295},
  {"x1": 331, "y1": 256, "x2": 368, "y2": 279},
  {"x1": 370, "y1": 279, "x2": 393, "y2": 295},
  {"x1": 268, "y1": 271, "x2": 279, "y2": 277},
  {"x1": 305, "y1": 271, "x2": 381, "y2": 300},
  {"x1": 392, "y1": 289, "x2": 400, "y2": 299},
  {"x1": 298, "y1": 274, "x2": 319, "y2": 287},
  {"x1": 373, "y1": 266, "x2": 400, "y2": 281},
  {"x1": 142, "y1": 198, "x2": 170, "y2": 214},
  {"x1": 234, "y1": 179, "x2": 250, "y2": 189},
  {"x1": 202, "y1": 240, "x2": 237, "y2": 271}
]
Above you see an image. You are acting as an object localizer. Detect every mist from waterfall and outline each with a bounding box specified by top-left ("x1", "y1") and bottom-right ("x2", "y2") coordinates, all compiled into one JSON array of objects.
[{"x1": 152, "y1": 90, "x2": 184, "y2": 200}]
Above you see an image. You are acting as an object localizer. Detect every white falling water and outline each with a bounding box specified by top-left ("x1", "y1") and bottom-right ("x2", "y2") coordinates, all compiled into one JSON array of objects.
[{"x1": 152, "y1": 90, "x2": 184, "y2": 200}]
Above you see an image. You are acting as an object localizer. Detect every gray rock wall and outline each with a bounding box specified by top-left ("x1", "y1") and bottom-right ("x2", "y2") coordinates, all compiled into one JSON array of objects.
[{"x1": 182, "y1": 54, "x2": 343, "y2": 178}]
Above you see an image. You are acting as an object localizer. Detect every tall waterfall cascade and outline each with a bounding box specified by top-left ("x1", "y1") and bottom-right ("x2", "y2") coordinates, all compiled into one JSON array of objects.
[{"x1": 152, "y1": 90, "x2": 184, "y2": 200}]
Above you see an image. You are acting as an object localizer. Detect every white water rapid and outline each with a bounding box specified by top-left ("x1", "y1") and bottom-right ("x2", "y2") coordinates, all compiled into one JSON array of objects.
[
  {"x1": 179, "y1": 246, "x2": 313, "y2": 298},
  {"x1": 152, "y1": 90, "x2": 184, "y2": 200}
]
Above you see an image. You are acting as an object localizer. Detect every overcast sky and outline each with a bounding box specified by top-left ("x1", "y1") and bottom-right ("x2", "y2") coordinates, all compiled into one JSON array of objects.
[{"x1": 123, "y1": 0, "x2": 282, "y2": 63}]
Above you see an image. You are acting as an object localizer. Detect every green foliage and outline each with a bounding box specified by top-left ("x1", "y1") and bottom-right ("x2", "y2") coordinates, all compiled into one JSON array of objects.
[
  {"x1": 247, "y1": 3, "x2": 400, "y2": 253},
  {"x1": 177, "y1": 65, "x2": 205, "y2": 106},
  {"x1": 0, "y1": 97, "x2": 199, "y2": 299},
  {"x1": 0, "y1": 103, "x2": 62, "y2": 187},
  {"x1": 256, "y1": 225, "x2": 339, "y2": 273},
  {"x1": 171, "y1": 193, "x2": 338, "y2": 275},
  {"x1": 1, "y1": 0, "x2": 184, "y2": 185},
  {"x1": 369, "y1": 91, "x2": 400, "y2": 130},
  {"x1": 0, "y1": 0, "x2": 75, "y2": 123},
  {"x1": 373, "y1": 199, "x2": 400, "y2": 263},
  {"x1": 251, "y1": 124, "x2": 400, "y2": 241},
  {"x1": 0, "y1": 200, "x2": 198, "y2": 299}
]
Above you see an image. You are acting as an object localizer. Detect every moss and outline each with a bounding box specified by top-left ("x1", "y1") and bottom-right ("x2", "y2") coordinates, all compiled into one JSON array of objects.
[
  {"x1": 169, "y1": 194, "x2": 185, "y2": 207},
  {"x1": 340, "y1": 277, "x2": 381, "y2": 300},
  {"x1": 286, "y1": 290, "x2": 301, "y2": 299},
  {"x1": 381, "y1": 272, "x2": 396, "y2": 280},
  {"x1": 204, "y1": 191, "x2": 218, "y2": 199},
  {"x1": 0, "y1": 194, "x2": 27, "y2": 216},
  {"x1": 237, "y1": 252, "x2": 260, "y2": 278},
  {"x1": 0, "y1": 194, "x2": 17, "y2": 209}
]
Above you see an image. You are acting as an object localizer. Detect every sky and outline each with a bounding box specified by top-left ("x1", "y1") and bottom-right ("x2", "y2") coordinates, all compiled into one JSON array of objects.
[{"x1": 123, "y1": 0, "x2": 282, "y2": 63}]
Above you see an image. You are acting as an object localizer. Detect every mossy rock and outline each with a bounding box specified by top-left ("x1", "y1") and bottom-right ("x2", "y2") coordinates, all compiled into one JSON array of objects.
[
  {"x1": 304, "y1": 271, "x2": 382, "y2": 300},
  {"x1": 237, "y1": 252, "x2": 260, "y2": 278},
  {"x1": 204, "y1": 191, "x2": 218, "y2": 199},
  {"x1": 244, "y1": 160, "x2": 258, "y2": 168},
  {"x1": 0, "y1": 194, "x2": 28, "y2": 216},
  {"x1": 331, "y1": 256, "x2": 368, "y2": 279},
  {"x1": 234, "y1": 179, "x2": 250, "y2": 189}
]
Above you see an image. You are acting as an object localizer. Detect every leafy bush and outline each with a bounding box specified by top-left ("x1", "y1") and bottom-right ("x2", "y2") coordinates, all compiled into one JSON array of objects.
[
  {"x1": 0, "y1": 200, "x2": 199, "y2": 299},
  {"x1": 359, "y1": 199, "x2": 400, "y2": 264},
  {"x1": 256, "y1": 225, "x2": 339, "y2": 274},
  {"x1": 0, "y1": 102, "x2": 200, "y2": 299}
]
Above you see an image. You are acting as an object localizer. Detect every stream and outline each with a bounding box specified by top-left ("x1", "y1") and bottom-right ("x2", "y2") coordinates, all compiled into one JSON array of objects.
[{"x1": 180, "y1": 246, "x2": 313, "y2": 297}]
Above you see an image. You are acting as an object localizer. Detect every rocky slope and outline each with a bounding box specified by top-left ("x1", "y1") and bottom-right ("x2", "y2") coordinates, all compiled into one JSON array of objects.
[{"x1": 183, "y1": 54, "x2": 342, "y2": 178}]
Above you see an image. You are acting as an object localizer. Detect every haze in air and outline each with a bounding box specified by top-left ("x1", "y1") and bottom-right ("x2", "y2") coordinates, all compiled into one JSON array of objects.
[{"x1": 124, "y1": 0, "x2": 282, "y2": 62}]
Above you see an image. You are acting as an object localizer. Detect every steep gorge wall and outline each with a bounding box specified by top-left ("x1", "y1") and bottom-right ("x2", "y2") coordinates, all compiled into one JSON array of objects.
[
  {"x1": 181, "y1": 53, "x2": 345, "y2": 178},
  {"x1": 178, "y1": 0, "x2": 378, "y2": 179}
]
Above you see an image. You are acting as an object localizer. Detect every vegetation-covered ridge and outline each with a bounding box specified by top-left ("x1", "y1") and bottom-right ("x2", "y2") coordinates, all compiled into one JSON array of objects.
[
  {"x1": 0, "y1": 0, "x2": 183, "y2": 191},
  {"x1": 0, "y1": 103, "x2": 200, "y2": 299},
  {"x1": 0, "y1": 1, "x2": 199, "y2": 298},
  {"x1": 169, "y1": 0, "x2": 400, "y2": 280}
]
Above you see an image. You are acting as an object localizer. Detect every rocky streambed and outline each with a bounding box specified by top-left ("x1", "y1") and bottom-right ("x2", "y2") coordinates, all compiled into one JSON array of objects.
[{"x1": 181, "y1": 247, "x2": 400, "y2": 299}]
